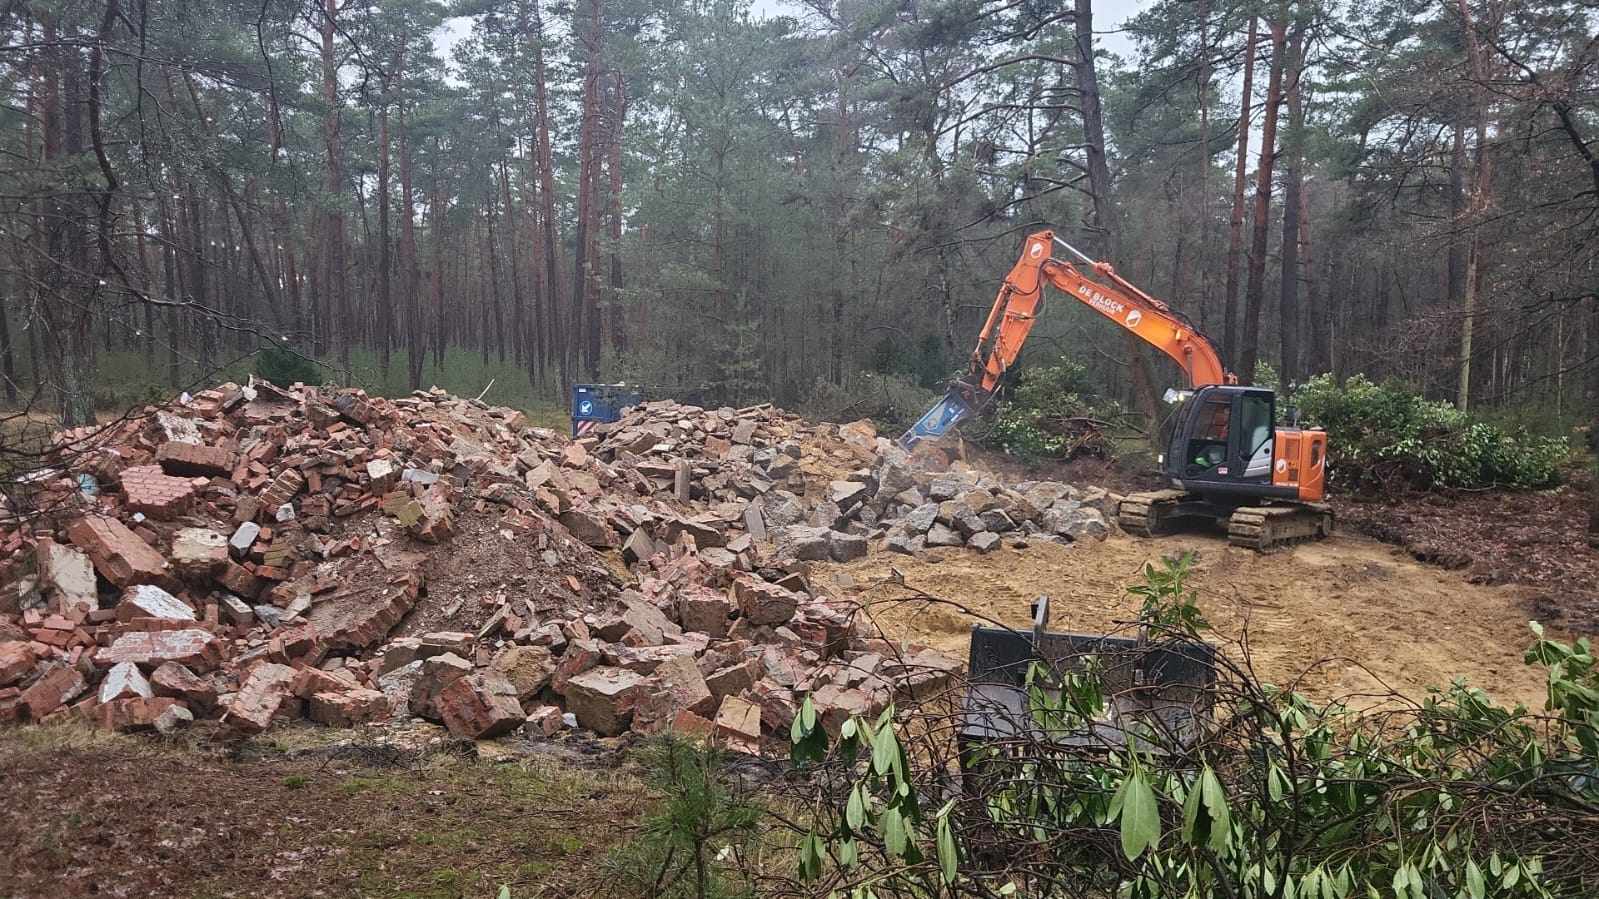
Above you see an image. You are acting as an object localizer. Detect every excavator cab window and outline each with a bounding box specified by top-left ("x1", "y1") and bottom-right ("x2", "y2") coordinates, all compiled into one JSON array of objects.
[
  {"x1": 1238, "y1": 395, "x2": 1274, "y2": 478},
  {"x1": 1184, "y1": 397, "x2": 1232, "y2": 475}
]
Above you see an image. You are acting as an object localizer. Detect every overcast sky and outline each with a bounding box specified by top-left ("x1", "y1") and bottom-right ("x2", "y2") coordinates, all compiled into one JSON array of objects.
[{"x1": 435, "y1": 0, "x2": 1150, "y2": 71}]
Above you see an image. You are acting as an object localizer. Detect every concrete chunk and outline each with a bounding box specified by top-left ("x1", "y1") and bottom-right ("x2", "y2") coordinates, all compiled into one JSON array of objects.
[
  {"x1": 116, "y1": 584, "x2": 196, "y2": 622},
  {"x1": 489, "y1": 645, "x2": 554, "y2": 701},
  {"x1": 99, "y1": 661, "x2": 154, "y2": 704},
  {"x1": 733, "y1": 578, "x2": 798, "y2": 627},
  {"x1": 229, "y1": 521, "x2": 261, "y2": 559},
  {"x1": 36, "y1": 541, "x2": 97, "y2": 618},
  {"x1": 96, "y1": 628, "x2": 223, "y2": 672},
  {"x1": 171, "y1": 528, "x2": 229, "y2": 580},
  {"x1": 564, "y1": 666, "x2": 647, "y2": 736}
]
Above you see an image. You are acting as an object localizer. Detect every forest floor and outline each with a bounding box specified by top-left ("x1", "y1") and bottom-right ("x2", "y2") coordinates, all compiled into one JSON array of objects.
[
  {"x1": 0, "y1": 723, "x2": 656, "y2": 899},
  {"x1": 1332, "y1": 480, "x2": 1599, "y2": 632}
]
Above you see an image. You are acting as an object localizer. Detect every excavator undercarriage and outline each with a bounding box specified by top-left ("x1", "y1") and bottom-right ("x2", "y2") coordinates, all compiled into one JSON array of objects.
[{"x1": 1117, "y1": 489, "x2": 1334, "y2": 551}]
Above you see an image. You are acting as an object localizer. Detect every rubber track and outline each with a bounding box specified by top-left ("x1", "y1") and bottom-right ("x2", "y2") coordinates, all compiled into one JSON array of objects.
[
  {"x1": 1226, "y1": 504, "x2": 1335, "y2": 551},
  {"x1": 1117, "y1": 490, "x2": 1187, "y2": 538}
]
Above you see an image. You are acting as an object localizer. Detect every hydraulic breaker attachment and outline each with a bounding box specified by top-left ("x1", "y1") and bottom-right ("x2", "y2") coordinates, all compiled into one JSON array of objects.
[{"x1": 898, "y1": 386, "x2": 976, "y2": 451}]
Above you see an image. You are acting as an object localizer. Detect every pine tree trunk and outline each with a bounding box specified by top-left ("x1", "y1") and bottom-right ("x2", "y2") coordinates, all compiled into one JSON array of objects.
[
  {"x1": 1074, "y1": 0, "x2": 1161, "y2": 429},
  {"x1": 1223, "y1": 18, "x2": 1258, "y2": 367},
  {"x1": 377, "y1": 65, "x2": 394, "y2": 378},
  {"x1": 318, "y1": 0, "x2": 348, "y2": 378},
  {"x1": 501, "y1": 159, "x2": 526, "y2": 369},
  {"x1": 398, "y1": 63, "x2": 424, "y2": 391},
  {"x1": 1238, "y1": 18, "x2": 1287, "y2": 385},
  {"x1": 530, "y1": 0, "x2": 564, "y2": 391},
  {"x1": 1278, "y1": 22, "x2": 1307, "y2": 388},
  {"x1": 605, "y1": 72, "x2": 627, "y2": 357},
  {"x1": 485, "y1": 189, "x2": 506, "y2": 364},
  {"x1": 1453, "y1": 0, "x2": 1493, "y2": 411},
  {"x1": 0, "y1": 282, "x2": 17, "y2": 404}
]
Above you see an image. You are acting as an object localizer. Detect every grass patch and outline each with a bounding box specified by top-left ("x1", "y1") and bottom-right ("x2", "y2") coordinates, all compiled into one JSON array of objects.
[
  {"x1": 0, "y1": 720, "x2": 139, "y2": 755},
  {"x1": 1, "y1": 727, "x2": 663, "y2": 899}
]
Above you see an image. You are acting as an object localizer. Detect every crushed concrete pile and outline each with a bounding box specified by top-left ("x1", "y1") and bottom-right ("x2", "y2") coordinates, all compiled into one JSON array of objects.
[
  {"x1": 764, "y1": 419, "x2": 1120, "y2": 558},
  {"x1": 0, "y1": 383, "x2": 982, "y2": 750}
]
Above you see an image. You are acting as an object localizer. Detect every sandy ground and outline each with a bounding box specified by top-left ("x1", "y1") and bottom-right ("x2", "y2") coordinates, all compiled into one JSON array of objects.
[{"x1": 818, "y1": 530, "x2": 1555, "y2": 710}]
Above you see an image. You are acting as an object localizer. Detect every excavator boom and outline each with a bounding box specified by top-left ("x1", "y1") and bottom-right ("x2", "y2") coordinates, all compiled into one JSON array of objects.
[{"x1": 900, "y1": 230, "x2": 1231, "y2": 449}]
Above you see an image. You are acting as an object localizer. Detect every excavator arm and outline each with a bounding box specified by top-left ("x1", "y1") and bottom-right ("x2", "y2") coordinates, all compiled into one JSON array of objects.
[{"x1": 900, "y1": 229, "x2": 1232, "y2": 449}]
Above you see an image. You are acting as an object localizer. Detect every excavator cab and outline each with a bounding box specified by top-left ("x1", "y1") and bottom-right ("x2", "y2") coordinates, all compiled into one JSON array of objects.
[
  {"x1": 1162, "y1": 385, "x2": 1326, "y2": 504},
  {"x1": 1164, "y1": 386, "x2": 1279, "y2": 494}
]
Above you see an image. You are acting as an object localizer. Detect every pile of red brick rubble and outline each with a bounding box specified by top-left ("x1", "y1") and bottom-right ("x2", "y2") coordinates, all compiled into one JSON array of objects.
[{"x1": 0, "y1": 380, "x2": 989, "y2": 750}]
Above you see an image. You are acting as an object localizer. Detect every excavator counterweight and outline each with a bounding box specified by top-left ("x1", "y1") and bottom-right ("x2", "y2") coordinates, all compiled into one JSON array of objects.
[{"x1": 901, "y1": 230, "x2": 1332, "y2": 551}]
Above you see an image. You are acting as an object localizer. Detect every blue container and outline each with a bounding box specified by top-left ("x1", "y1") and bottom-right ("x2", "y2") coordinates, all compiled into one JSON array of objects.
[{"x1": 571, "y1": 383, "x2": 642, "y2": 437}]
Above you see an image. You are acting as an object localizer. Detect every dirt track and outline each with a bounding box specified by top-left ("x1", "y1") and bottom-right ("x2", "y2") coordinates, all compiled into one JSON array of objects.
[{"x1": 820, "y1": 530, "x2": 1554, "y2": 709}]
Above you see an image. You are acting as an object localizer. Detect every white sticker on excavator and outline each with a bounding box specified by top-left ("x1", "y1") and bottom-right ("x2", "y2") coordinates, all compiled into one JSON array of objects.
[{"x1": 1126, "y1": 310, "x2": 1142, "y2": 328}]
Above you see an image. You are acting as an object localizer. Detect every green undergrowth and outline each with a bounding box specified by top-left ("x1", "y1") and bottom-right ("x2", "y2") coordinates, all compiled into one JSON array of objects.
[{"x1": 1293, "y1": 373, "x2": 1569, "y2": 491}]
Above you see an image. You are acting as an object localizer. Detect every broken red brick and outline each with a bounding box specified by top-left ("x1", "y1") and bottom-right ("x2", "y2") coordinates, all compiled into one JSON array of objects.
[
  {"x1": 810, "y1": 683, "x2": 880, "y2": 737},
  {"x1": 308, "y1": 689, "x2": 389, "y2": 727},
  {"x1": 706, "y1": 657, "x2": 764, "y2": 700},
  {"x1": 260, "y1": 468, "x2": 306, "y2": 510},
  {"x1": 304, "y1": 572, "x2": 421, "y2": 651},
  {"x1": 156, "y1": 441, "x2": 235, "y2": 478},
  {"x1": 489, "y1": 645, "x2": 554, "y2": 701},
  {"x1": 218, "y1": 561, "x2": 264, "y2": 598},
  {"x1": 671, "y1": 709, "x2": 716, "y2": 741},
  {"x1": 150, "y1": 661, "x2": 217, "y2": 711},
  {"x1": 656, "y1": 653, "x2": 716, "y2": 717},
  {"x1": 290, "y1": 665, "x2": 357, "y2": 699},
  {"x1": 715, "y1": 694, "x2": 762, "y2": 754},
  {"x1": 675, "y1": 587, "x2": 732, "y2": 638},
  {"x1": 408, "y1": 652, "x2": 473, "y2": 718},
  {"x1": 436, "y1": 671, "x2": 524, "y2": 739},
  {"x1": 524, "y1": 704, "x2": 565, "y2": 737},
  {"x1": 119, "y1": 464, "x2": 197, "y2": 519},
  {"x1": 269, "y1": 623, "x2": 324, "y2": 665},
  {"x1": 746, "y1": 679, "x2": 798, "y2": 731},
  {"x1": 223, "y1": 662, "x2": 297, "y2": 733},
  {"x1": 94, "y1": 696, "x2": 181, "y2": 732},
  {"x1": 66, "y1": 515, "x2": 172, "y2": 588},
  {"x1": 19, "y1": 666, "x2": 87, "y2": 720},
  {"x1": 551, "y1": 638, "x2": 602, "y2": 693},
  {"x1": 0, "y1": 641, "x2": 37, "y2": 687}
]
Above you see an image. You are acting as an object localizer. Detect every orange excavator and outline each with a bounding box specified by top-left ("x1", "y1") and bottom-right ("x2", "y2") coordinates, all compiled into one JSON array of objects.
[{"x1": 899, "y1": 229, "x2": 1332, "y2": 550}]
